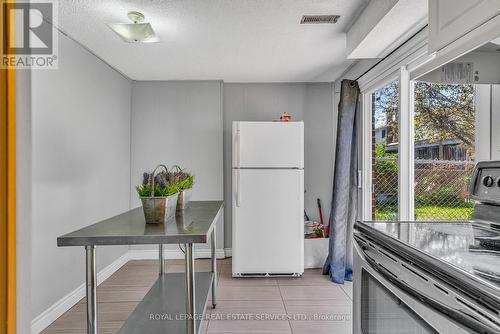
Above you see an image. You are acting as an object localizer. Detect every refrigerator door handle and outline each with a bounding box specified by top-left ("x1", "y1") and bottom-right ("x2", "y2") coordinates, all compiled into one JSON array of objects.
[
  {"x1": 235, "y1": 130, "x2": 241, "y2": 167},
  {"x1": 236, "y1": 170, "x2": 241, "y2": 207}
]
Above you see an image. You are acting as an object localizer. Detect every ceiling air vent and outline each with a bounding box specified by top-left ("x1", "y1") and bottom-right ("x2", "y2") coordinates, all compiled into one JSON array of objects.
[{"x1": 300, "y1": 15, "x2": 340, "y2": 24}]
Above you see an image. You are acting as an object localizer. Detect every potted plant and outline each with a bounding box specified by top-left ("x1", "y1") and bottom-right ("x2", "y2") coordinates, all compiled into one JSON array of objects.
[
  {"x1": 171, "y1": 165, "x2": 194, "y2": 211},
  {"x1": 136, "y1": 165, "x2": 180, "y2": 224}
]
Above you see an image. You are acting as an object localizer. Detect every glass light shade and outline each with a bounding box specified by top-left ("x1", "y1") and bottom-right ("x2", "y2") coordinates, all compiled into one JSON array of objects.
[{"x1": 107, "y1": 22, "x2": 160, "y2": 43}]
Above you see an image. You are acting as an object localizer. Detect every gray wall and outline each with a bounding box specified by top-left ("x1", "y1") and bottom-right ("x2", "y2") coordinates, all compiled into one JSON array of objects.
[
  {"x1": 31, "y1": 31, "x2": 132, "y2": 318},
  {"x1": 223, "y1": 83, "x2": 334, "y2": 247},
  {"x1": 303, "y1": 84, "x2": 335, "y2": 226},
  {"x1": 130, "y1": 81, "x2": 224, "y2": 250},
  {"x1": 17, "y1": 67, "x2": 32, "y2": 334}
]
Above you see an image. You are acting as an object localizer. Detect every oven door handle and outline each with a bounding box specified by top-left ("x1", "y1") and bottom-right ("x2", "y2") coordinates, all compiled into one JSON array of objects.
[{"x1": 353, "y1": 236, "x2": 369, "y2": 262}]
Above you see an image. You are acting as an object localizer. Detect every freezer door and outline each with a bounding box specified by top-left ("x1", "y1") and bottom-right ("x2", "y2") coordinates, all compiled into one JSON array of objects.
[
  {"x1": 232, "y1": 121, "x2": 304, "y2": 168},
  {"x1": 232, "y1": 169, "x2": 304, "y2": 274}
]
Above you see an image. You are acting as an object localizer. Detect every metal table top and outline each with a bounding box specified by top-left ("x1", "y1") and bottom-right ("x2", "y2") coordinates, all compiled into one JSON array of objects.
[{"x1": 57, "y1": 201, "x2": 223, "y2": 246}]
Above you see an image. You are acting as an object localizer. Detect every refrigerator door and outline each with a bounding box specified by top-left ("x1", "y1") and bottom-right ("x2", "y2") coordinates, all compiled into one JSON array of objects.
[
  {"x1": 232, "y1": 169, "x2": 304, "y2": 275},
  {"x1": 232, "y1": 121, "x2": 304, "y2": 168}
]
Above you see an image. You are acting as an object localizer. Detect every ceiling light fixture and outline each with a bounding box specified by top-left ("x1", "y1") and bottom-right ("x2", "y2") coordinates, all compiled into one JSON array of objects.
[{"x1": 107, "y1": 11, "x2": 159, "y2": 43}]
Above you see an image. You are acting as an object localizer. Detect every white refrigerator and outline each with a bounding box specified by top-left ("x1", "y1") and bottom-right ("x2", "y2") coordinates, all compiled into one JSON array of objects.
[{"x1": 232, "y1": 121, "x2": 304, "y2": 276}]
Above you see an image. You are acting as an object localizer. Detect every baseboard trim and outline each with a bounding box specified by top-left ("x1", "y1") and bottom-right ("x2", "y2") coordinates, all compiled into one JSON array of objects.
[
  {"x1": 31, "y1": 247, "x2": 231, "y2": 333},
  {"x1": 31, "y1": 252, "x2": 129, "y2": 334}
]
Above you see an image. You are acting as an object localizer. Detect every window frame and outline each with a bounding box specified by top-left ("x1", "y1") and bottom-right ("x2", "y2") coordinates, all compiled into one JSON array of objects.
[
  {"x1": 360, "y1": 71, "x2": 407, "y2": 221},
  {"x1": 361, "y1": 67, "x2": 491, "y2": 222}
]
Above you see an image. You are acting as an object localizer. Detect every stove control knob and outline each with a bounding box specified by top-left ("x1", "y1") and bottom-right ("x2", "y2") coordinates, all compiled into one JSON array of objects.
[
  {"x1": 497, "y1": 177, "x2": 500, "y2": 187},
  {"x1": 483, "y1": 176, "x2": 494, "y2": 187}
]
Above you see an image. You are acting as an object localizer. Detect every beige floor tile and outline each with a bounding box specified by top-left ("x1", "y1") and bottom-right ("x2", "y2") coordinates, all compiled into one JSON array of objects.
[
  {"x1": 167, "y1": 259, "x2": 221, "y2": 273},
  {"x1": 126, "y1": 259, "x2": 159, "y2": 267},
  {"x1": 210, "y1": 300, "x2": 286, "y2": 318},
  {"x1": 42, "y1": 329, "x2": 119, "y2": 334},
  {"x1": 40, "y1": 303, "x2": 133, "y2": 329},
  {"x1": 79, "y1": 285, "x2": 151, "y2": 303},
  {"x1": 283, "y1": 299, "x2": 351, "y2": 320},
  {"x1": 218, "y1": 272, "x2": 278, "y2": 286},
  {"x1": 207, "y1": 320, "x2": 291, "y2": 333},
  {"x1": 220, "y1": 263, "x2": 232, "y2": 274},
  {"x1": 279, "y1": 285, "x2": 349, "y2": 301},
  {"x1": 218, "y1": 286, "x2": 282, "y2": 301},
  {"x1": 289, "y1": 320, "x2": 352, "y2": 334},
  {"x1": 100, "y1": 267, "x2": 159, "y2": 287},
  {"x1": 42, "y1": 259, "x2": 353, "y2": 334},
  {"x1": 276, "y1": 269, "x2": 333, "y2": 286},
  {"x1": 341, "y1": 282, "x2": 353, "y2": 300}
]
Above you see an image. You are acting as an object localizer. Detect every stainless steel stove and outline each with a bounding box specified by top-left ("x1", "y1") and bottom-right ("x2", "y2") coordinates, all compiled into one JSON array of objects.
[{"x1": 354, "y1": 161, "x2": 500, "y2": 334}]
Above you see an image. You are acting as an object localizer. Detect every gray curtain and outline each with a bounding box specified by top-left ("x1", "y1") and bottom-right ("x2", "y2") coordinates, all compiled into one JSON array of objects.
[{"x1": 323, "y1": 79, "x2": 359, "y2": 284}]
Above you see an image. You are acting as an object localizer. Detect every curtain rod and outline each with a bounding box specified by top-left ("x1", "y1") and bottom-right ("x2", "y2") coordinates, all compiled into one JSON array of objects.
[{"x1": 353, "y1": 24, "x2": 428, "y2": 82}]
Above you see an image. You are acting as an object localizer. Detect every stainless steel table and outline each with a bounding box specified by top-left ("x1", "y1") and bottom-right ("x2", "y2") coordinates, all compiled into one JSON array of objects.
[{"x1": 57, "y1": 201, "x2": 223, "y2": 334}]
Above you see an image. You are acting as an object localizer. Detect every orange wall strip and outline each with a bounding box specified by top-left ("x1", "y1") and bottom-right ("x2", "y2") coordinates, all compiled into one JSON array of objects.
[{"x1": 1, "y1": 0, "x2": 16, "y2": 333}]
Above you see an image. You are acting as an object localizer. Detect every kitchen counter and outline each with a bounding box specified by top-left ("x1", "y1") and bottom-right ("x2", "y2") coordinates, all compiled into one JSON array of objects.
[{"x1": 355, "y1": 220, "x2": 500, "y2": 310}]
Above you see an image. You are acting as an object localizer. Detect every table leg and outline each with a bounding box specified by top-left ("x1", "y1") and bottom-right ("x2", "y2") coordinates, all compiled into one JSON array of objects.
[
  {"x1": 85, "y1": 245, "x2": 97, "y2": 334},
  {"x1": 185, "y1": 243, "x2": 196, "y2": 334},
  {"x1": 211, "y1": 229, "x2": 217, "y2": 308},
  {"x1": 159, "y1": 244, "x2": 165, "y2": 275}
]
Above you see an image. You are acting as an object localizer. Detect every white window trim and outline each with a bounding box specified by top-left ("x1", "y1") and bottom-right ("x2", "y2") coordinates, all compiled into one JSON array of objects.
[
  {"x1": 361, "y1": 92, "x2": 373, "y2": 221},
  {"x1": 398, "y1": 67, "x2": 414, "y2": 221},
  {"x1": 361, "y1": 71, "x2": 401, "y2": 221}
]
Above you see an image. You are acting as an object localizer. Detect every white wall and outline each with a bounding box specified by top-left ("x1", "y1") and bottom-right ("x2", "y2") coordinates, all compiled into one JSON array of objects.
[
  {"x1": 491, "y1": 85, "x2": 500, "y2": 160},
  {"x1": 474, "y1": 85, "x2": 492, "y2": 161},
  {"x1": 130, "y1": 81, "x2": 224, "y2": 251},
  {"x1": 31, "y1": 31, "x2": 132, "y2": 318},
  {"x1": 223, "y1": 83, "x2": 335, "y2": 247}
]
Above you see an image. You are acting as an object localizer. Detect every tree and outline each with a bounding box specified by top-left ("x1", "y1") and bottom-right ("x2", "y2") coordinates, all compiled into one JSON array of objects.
[
  {"x1": 374, "y1": 80, "x2": 399, "y2": 145},
  {"x1": 414, "y1": 82, "x2": 475, "y2": 148},
  {"x1": 374, "y1": 81, "x2": 475, "y2": 149}
]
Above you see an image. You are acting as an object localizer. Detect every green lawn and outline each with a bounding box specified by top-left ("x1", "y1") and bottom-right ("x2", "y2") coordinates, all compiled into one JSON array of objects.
[{"x1": 375, "y1": 202, "x2": 474, "y2": 221}]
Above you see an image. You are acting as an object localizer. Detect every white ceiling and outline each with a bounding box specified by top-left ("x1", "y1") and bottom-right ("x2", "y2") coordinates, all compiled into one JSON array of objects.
[{"x1": 58, "y1": 0, "x2": 368, "y2": 82}]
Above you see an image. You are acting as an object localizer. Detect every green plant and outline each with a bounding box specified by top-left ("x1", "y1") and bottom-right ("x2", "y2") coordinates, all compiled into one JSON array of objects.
[
  {"x1": 415, "y1": 187, "x2": 462, "y2": 206},
  {"x1": 374, "y1": 144, "x2": 398, "y2": 175},
  {"x1": 171, "y1": 165, "x2": 194, "y2": 190},
  {"x1": 136, "y1": 165, "x2": 194, "y2": 197},
  {"x1": 136, "y1": 183, "x2": 180, "y2": 197},
  {"x1": 136, "y1": 169, "x2": 180, "y2": 197}
]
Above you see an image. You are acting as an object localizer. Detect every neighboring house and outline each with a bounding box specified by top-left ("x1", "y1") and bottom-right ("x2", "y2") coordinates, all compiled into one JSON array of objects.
[
  {"x1": 375, "y1": 125, "x2": 471, "y2": 161},
  {"x1": 414, "y1": 139, "x2": 471, "y2": 161},
  {"x1": 374, "y1": 126, "x2": 387, "y2": 145}
]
